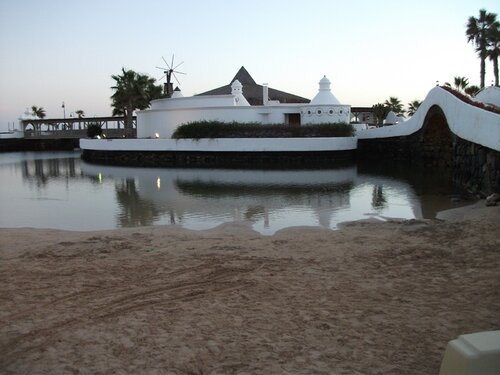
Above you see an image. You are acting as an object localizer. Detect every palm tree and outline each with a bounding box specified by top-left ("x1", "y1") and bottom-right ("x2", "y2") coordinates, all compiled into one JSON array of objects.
[
  {"x1": 372, "y1": 103, "x2": 390, "y2": 125},
  {"x1": 465, "y1": 85, "x2": 481, "y2": 96},
  {"x1": 31, "y1": 105, "x2": 46, "y2": 119},
  {"x1": 486, "y1": 24, "x2": 500, "y2": 86},
  {"x1": 384, "y1": 97, "x2": 405, "y2": 116},
  {"x1": 407, "y1": 100, "x2": 422, "y2": 116},
  {"x1": 74, "y1": 109, "x2": 85, "y2": 130},
  {"x1": 466, "y1": 9, "x2": 498, "y2": 88},
  {"x1": 453, "y1": 76, "x2": 469, "y2": 92},
  {"x1": 111, "y1": 68, "x2": 163, "y2": 138}
]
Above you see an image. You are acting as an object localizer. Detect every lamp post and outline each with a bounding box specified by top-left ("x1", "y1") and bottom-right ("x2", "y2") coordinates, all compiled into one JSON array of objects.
[{"x1": 62, "y1": 102, "x2": 66, "y2": 119}]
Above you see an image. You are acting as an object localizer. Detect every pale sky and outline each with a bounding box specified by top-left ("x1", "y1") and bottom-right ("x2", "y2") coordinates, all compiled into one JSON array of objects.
[{"x1": 0, "y1": 0, "x2": 499, "y2": 131}]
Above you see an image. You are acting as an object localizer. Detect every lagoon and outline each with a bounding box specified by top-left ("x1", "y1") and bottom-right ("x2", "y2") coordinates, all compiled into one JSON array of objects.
[{"x1": 0, "y1": 151, "x2": 471, "y2": 235}]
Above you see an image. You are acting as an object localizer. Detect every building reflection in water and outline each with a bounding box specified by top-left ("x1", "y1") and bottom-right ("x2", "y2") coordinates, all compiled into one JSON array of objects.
[
  {"x1": 1, "y1": 152, "x2": 471, "y2": 233},
  {"x1": 21, "y1": 157, "x2": 79, "y2": 187},
  {"x1": 81, "y1": 162, "x2": 425, "y2": 233},
  {"x1": 371, "y1": 185, "x2": 387, "y2": 211},
  {"x1": 115, "y1": 178, "x2": 162, "y2": 227}
]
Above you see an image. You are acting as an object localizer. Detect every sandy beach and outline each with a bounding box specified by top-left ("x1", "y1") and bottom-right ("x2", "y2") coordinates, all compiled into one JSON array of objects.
[{"x1": 1, "y1": 202, "x2": 499, "y2": 375}]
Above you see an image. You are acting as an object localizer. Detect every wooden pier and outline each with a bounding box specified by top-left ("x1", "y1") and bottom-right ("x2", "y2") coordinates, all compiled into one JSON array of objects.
[{"x1": 21, "y1": 116, "x2": 136, "y2": 139}]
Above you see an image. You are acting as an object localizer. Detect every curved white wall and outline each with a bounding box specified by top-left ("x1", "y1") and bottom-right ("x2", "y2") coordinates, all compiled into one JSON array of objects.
[
  {"x1": 81, "y1": 137, "x2": 357, "y2": 152},
  {"x1": 357, "y1": 87, "x2": 500, "y2": 152}
]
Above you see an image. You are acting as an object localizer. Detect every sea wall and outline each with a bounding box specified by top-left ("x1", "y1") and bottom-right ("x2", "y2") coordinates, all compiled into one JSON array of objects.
[
  {"x1": 81, "y1": 149, "x2": 355, "y2": 168},
  {"x1": 453, "y1": 137, "x2": 500, "y2": 196},
  {"x1": 357, "y1": 92, "x2": 500, "y2": 197},
  {"x1": 358, "y1": 131, "x2": 500, "y2": 197},
  {"x1": 0, "y1": 138, "x2": 79, "y2": 152},
  {"x1": 80, "y1": 137, "x2": 357, "y2": 168}
]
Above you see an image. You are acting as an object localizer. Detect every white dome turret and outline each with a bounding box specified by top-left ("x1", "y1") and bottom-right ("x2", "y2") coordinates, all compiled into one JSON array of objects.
[
  {"x1": 384, "y1": 111, "x2": 405, "y2": 124},
  {"x1": 310, "y1": 76, "x2": 341, "y2": 105},
  {"x1": 231, "y1": 80, "x2": 243, "y2": 95},
  {"x1": 231, "y1": 79, "x2": 250, "y2": 106}
]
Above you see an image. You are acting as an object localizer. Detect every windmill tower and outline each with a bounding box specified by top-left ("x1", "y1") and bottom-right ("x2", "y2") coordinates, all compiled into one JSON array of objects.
[{"x1": 156, "y1": 55, "x2": 186, "y2": 98}]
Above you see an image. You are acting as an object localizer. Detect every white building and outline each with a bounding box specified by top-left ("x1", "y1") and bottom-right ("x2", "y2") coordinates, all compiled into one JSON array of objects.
[{"x1": 137, "y1": 67, "x2": 351, "y2": 139}]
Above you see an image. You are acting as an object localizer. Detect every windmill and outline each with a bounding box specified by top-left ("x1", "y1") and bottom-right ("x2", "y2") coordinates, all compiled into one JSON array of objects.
[{"x1": 156, "y1": 55, "x2": 186, "y2": 98}]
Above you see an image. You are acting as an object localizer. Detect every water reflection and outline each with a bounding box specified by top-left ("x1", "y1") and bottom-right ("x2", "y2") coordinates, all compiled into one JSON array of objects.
[
  {"x1": 15, "y1": 154, "x2": 82, "y2": 187},
  {"x1": 79, "y1": 162, "x2": 427, "y2": 234},
  {"x1": 0, "y1": 151, "x2": 471, "y2": 234},
  {"x1": 115, "y1": 179, "x2": 162, "y2": 227},
  {"x1": 372, "y1": 185, "x2": 387, "y2": 211}
]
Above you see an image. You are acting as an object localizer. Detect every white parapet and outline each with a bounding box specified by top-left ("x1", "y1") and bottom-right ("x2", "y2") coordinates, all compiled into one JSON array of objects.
[
  {"x1": 357, "y1": 87, "x2": 500, "y2": 152},
  {"x1": 439, "y1": 330, "x2": 500, "y2": 375},
  {"x1": 80, "y1": 137, "x2": 357, "y2": 152},
  {"x1": 0, "y1": 130, "x2": 24, "y2": 139}
]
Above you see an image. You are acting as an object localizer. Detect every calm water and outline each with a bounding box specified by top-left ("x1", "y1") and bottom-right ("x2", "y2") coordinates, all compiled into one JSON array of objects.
[{"x1": 0, "y1": 151, "x2": 471, "y2": 235}]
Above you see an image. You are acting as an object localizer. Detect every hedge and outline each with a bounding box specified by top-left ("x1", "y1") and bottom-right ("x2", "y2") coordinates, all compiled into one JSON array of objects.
[{"x1": 172, "y1": 121, "x2": 355, "y2": 139}]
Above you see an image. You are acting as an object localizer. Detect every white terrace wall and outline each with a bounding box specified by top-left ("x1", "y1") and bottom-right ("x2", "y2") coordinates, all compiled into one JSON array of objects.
[
  {"x1": 138, "y1": 103, "x2": 351, "y2": 139},
  {"x1": 81, "y1": 137, "x2": 357, "y2": 152},
  {"x1": 137, "y1": 105, "x2": 304, "y2": 139}
]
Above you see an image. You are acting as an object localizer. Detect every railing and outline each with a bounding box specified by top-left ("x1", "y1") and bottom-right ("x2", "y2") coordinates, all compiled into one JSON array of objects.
[{"x1": 21, "y1": 116, "x2": 136, "y2": 139}]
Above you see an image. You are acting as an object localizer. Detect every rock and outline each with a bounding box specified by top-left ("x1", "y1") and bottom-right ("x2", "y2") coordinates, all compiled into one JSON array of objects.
[{"x1": 485, "y1": 193, "x2": 500, "y2": 206}]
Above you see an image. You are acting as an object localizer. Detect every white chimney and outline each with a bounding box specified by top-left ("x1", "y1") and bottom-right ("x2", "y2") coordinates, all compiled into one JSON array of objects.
[{"x1": 263, "y1": 83, "x2": 269, "y2": 106}]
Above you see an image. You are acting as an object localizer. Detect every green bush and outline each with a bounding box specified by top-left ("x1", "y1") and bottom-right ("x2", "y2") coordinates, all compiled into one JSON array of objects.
[
  {"x1": 172, "y1": 121, "x2": 355, "y2": 139},
  {"x1": 87, "y1": 122, "x2": 103, "y2": 138}
]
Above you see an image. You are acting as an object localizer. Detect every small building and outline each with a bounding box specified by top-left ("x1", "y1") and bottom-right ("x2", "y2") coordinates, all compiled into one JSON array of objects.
[
  {"x1": 351, "y1": 107, "x2": 376, "y2": 125},
  {"x1": 137, "y1": 67, "x2": 351, "y2": 139}
]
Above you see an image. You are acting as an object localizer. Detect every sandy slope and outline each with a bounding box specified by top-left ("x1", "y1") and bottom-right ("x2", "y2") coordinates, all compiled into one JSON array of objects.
[{"x1": 0, "y1": 204, "x2": 499, "y2": 375}]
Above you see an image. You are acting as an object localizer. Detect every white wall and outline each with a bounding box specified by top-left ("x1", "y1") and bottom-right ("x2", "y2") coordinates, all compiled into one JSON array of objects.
[
  {"x1": 138, "y1": 100, "x2": 352, "y2": 139},
  {"x1": 137, "y1": 103, "x2": 313, "y2": 138},
  {"x1": 0, "y1": 130, "x2": 24, "y2": 139},
  {"x1": 301, "y1": 105, "x2": 351, "y2": 124},
  {"x1": 81, "y1": 137, "x2": 357, "y2": 152},
  {"x1": 357, "y1": 87, "x2": 500, "y2": 152}
]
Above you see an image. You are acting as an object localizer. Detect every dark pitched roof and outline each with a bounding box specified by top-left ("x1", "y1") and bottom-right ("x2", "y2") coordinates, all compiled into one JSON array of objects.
[
  {"x1": 196, "y1": 66, "x2": 310, "y2": 105},
  {"x1": 231, "y1": 66, "x2": 256, "y2": 85}
]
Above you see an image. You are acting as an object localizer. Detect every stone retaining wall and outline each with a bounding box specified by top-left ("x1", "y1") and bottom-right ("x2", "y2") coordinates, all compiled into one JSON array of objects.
[
  {"x1": 453, "y1": 137, "x2": 500, "y2": 197},
  {"x1": 0, "y1": 138, "x2": 79, "y2": 152},
  {"x1": 81, "y1": 149, "x2": 356, "y2": 169},
  {"x1": 358, "y1": 133, "x2": 499, "y2": 197}
]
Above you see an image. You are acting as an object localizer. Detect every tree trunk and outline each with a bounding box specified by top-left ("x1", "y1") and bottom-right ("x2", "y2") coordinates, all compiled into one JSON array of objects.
[
  {"x1": 494, "y1": 57, "x2": 499, "y2": 86},
  {"x1": 125, "y1": 107, "x2": 134, "y2": 138},
  {"x1": 480, "y1": 57, "x2": 486, "y2": 88}
]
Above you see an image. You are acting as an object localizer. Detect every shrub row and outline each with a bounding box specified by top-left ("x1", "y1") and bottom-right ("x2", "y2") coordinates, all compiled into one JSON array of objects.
[{"x1": 172, "y1": 121, "x2": 355, "y2": 139}]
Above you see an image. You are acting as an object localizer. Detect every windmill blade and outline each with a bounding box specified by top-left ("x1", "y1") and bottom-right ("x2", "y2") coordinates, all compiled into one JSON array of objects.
[
  {"x1": 173, "y1": 70, "x2": 186, "y2": 75},
  {"x1": 172, "y1": 72, "x2": 181, "y2": 86},
  {"x1": 171, "y1": 55, "x2": 174, "y2": 70},
  {"x1": 156, "y1": 74, "x2": 166, "y2": 82},
  {"x1": 173, "y1": 61, "x2": 184, "y2": 70},
  {"x1": 156, "y1": 66, "x2": 167, "y2": 70},
  {"x1": 162, "y1": 56, "x2": 171, "y2": 69}
]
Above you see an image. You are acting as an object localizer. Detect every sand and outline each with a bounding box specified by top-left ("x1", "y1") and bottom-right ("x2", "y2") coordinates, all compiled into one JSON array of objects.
[{"x1": 1, "y1": 203, "x2": 499, "y2": 375}]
